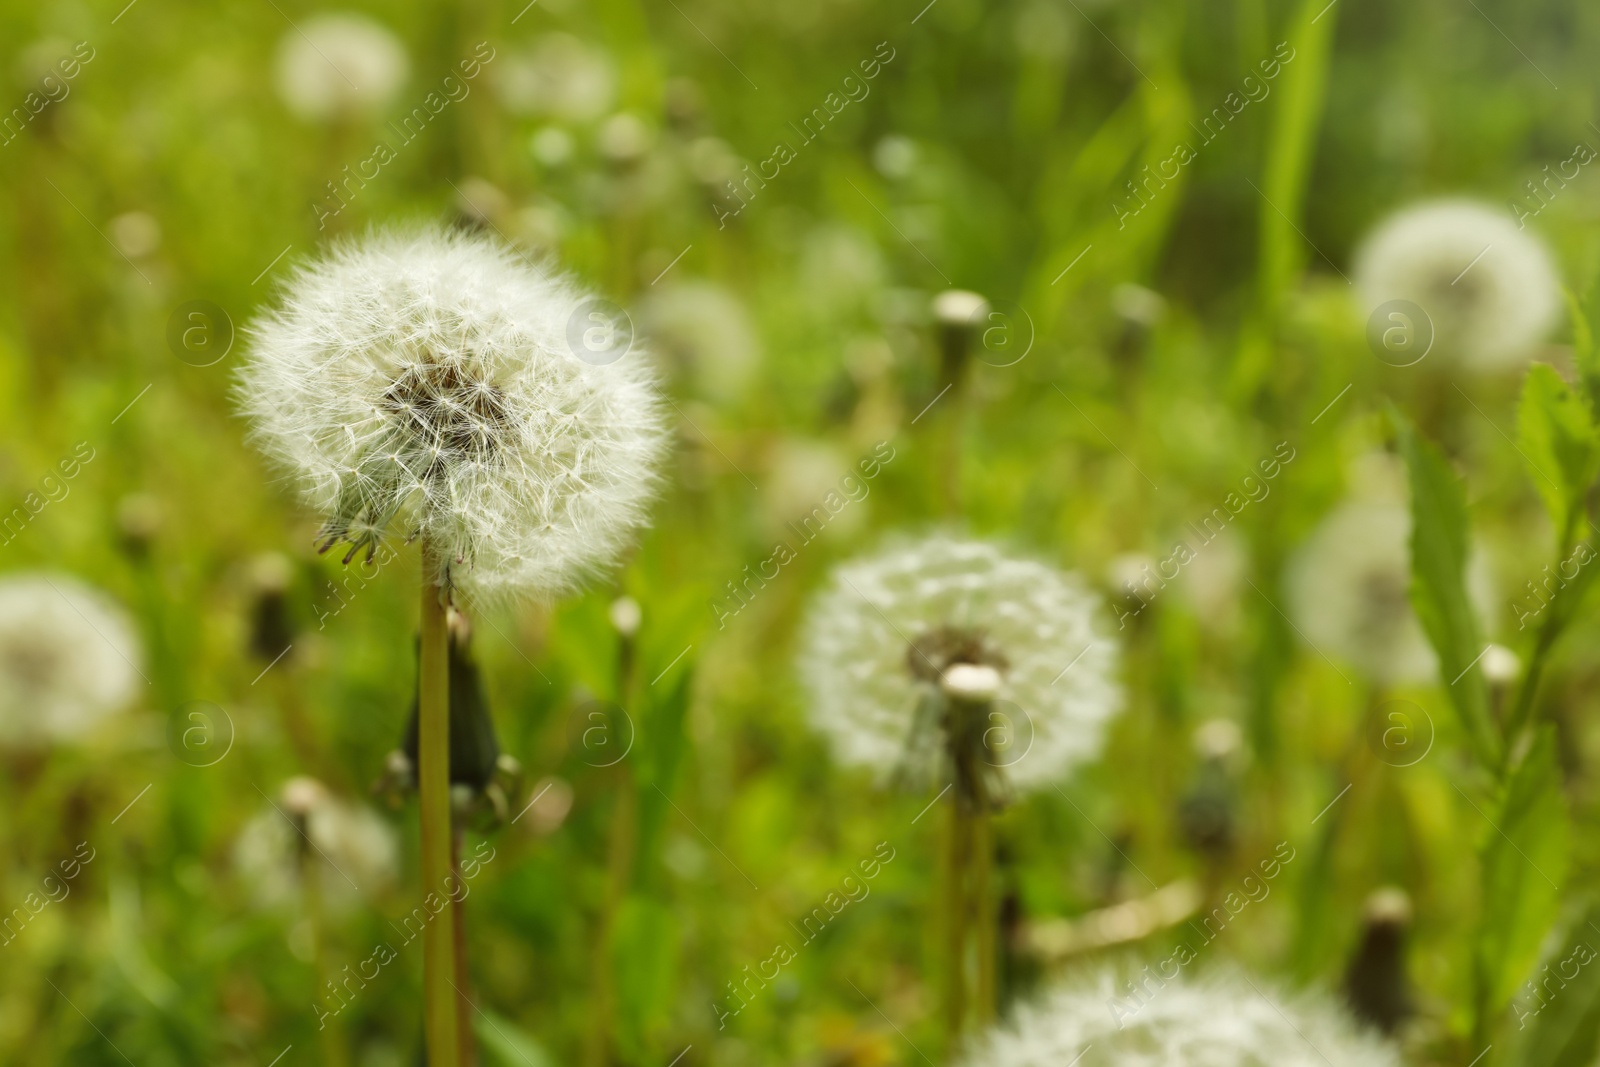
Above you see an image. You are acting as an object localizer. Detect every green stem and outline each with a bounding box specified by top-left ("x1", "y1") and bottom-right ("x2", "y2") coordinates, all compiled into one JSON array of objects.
[
  {"x1": 972, "y1": 787, "x2": 996, "y2": 1025},
  {"x1": 943, "y1": 791, "x2": 968, "y2": 1052},
  {"x1": 419, "y1": 541, "x2": 460, "y2": 1067},
  {"x1": 306, "y1": 833, "x2": 350, "y2": 1067},
  {"x1": 1500, "y1": 524, "x2": 1579, "y2": 775},
  {"x1": 587, "y1": 764, "x2": 637, "y2": 1067},
  {"x1": 453, "y1": 829, "x2": 477, "y2": 1067}
]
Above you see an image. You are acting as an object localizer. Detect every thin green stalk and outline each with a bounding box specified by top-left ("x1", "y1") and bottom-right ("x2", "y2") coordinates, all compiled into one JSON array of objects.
[
  {"x1": 305, "y1": 833, "x2": 350, "y2": 1067},
  {"x1": 419, "y1": 541, "x2": 460, "y2": 1067},
  {"x1": 452, "y1": 829, "x2": 477, "y2": 1067},
  {"x1": 972, "y1": 788, "x2": 996, "y2": 1025},
  {"x1": 943, "y1": 792, "x2": 969, "y2": 1051},
  {"x1": 587, "y1": 765, "x2": 637, "y2": 1067},
  {"x1": 1499, "y1": 520, "x2": 1579, "y2": 775}
]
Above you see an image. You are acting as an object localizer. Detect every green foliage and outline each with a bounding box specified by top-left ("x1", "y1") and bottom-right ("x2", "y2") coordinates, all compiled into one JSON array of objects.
[
  {"x1": 1517, "y1": 364, "x2": 1600, "y2": 543},
  {"x1": 1507, "y1": 902, "x2": 1600, "y2": 1067},
  {"x1": 1476, "y1": 729, "x2": 1570, "y2": 1029},
  {"x1": 475, "y1": 1008, "x2": 556, "y2": 1067},
  {"x1": 1398, "y1": 415, "x2": 1499, "y2": 768}
]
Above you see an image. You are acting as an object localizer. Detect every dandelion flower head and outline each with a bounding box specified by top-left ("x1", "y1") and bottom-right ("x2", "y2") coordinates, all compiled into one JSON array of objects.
[
  {"x1": 0, "y1": 572, "x2": 142, "y2": 746},
  {"x1": 275, "y1": 13, "x2": 410, "y2": 121},
  {"x1": 797, "y1": 535, "x2": 1120, "y2": 792},
  {"x1": 235, "y1": 227, "x2": 667, "y2": 605},
  {"x1": 957, "y1": 966, "x2": 1398, "y2": 1067},
  {"x1": 1353, "y1": 199, "x2": 1560, "y2": 372}
]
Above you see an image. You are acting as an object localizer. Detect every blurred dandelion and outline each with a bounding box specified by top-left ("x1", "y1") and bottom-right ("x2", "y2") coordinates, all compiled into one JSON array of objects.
[
  {"x1": 234, "y1": 776, "x2": 399, "y2": 914},
  {"x1": 494, "y1": 34, "x2": 616, "y2": 123},
  {"x1": 637, "y1": 281, "x2": 760, "y2": 404},
  {"x1": 958, "y1": 965, "x2": 1398, "y2": 1067},
  {"x1": 274, "y1": 13, "x2": 410, "y2": 122},
  {"x1": 1284, "y1": 497, "x2": 1492, "y2": 685},
  {"x1": 1353, "y1": 199, "x2": 1560, "y2": 372},
  {"x1": 0, "y1": 573, "x2": 142, "y2": 746}
]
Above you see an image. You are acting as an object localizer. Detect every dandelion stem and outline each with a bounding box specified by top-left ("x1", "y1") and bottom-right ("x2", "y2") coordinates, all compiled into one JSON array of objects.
[
  {"x1": 419, "y1": 539, "x2": 460, "y2": 1067},
  {"x1": 588, "y1": 764, "x2": 637, "y2": 1067},
  {"x1": 972, "y1": 775, "x2": 997, "y2": 1025},
  {"x1": 305, "y1": 825, "x2": 350, "y2": 1067},
  {"x1": 943, "y1": 787, "x2": 969, "y2": 1050},
  {"x1": 452, "y1": 828, "x2": 477, "y2": 1067}
]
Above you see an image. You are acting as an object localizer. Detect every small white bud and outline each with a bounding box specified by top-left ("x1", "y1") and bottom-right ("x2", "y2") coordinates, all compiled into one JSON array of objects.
[
  {"x1": 1364, "y1": 886, "x2": 1413, "y2": 926},
  {"x1": 932, "y1": 289, "x2": 989, "y2": 329},
  {"x1": 280, "y1": 776, "x2": 327, "y2": 818},
  {"x1": 249, "y1": 552, "x2": 294, "y2": 595},
  {"x1": 1193, "y1": 719, "x2": 1241, "y2": 760},
  {"x1": 609, "y1": 596, "x2": 642, "y2": 637},
  {"x1": 1111, "y1": 283, "x2": 1166, "y2": 327},
  {"x1": 940, "y1": 662, "x2": 1002, "y2": 703},
  {"x1": 1482, "y1": 643, "x2": 1520, "y2": 684}
]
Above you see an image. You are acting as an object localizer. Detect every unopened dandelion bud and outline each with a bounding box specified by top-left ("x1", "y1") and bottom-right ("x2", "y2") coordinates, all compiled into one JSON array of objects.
[
  {"x1": 931, "y1": 289, "x2": 990, "y2": 387},
  {"x1": 608, "y1": 596, "x2": 642, "y2": 637},
  {"x1": 941, "y1": 663, "x2": 1002, "y2": 704}
]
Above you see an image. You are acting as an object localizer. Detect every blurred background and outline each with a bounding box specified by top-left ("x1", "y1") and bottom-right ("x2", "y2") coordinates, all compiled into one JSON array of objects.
[{"x1": 1, "y1": 0, "x2": 1599, "y2": 1063}]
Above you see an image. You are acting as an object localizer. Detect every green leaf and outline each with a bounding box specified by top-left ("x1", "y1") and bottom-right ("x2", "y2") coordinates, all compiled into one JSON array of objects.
[
  {"x1": 1477, "y1": 728, "x2": 1570, "y2": 1022},
  {"x1": 612, "y1": 895, "x2": 683, "y2": 1060},
  {"x1": 474, "y1": 1007, "x2": 556, "y2": 1067},
  {"x1": 1398, "y1": 416, "x2": 1499, "y2": 767},
  {"x1": 1506, "y1": 902, "x2": 1600, "y2": 1067},
  {"x1": 634, "y1": 666, "x2": 694, "y2": 881},
  {"x1": 1517, "y1": 363, "x2": 1600, "y2": 539},
  {"x1": 1569, "y1": 278, "x2": 1600, "y2": 406}
]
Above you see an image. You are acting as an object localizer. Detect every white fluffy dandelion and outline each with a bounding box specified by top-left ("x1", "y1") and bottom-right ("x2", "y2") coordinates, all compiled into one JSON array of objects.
[
  {"x1": 637, "y1": 281, "x2": 759, "y2": 404},
  {"x1": 235, "y1": 227, "x2": 667, "y2": 605},
  {"x1": 959, "y1": 966, "x2": 1397, "y2": 1067},
  {"x1": 234, "y1": 777, "x2": 399, "y2": 914},
  {"x1": 274, "y1": 13, "x2": 410, "y2": 122},
  {"x1": 0, "y1": 573, "x2": 142, "y2": 746},
  {"x1": 493, "y1": 33, "x2": 616, "y2": 123},
  {"x1": 797, "y1": 535, "x2": 1120, "y2": 792},
  {"x1": 1284, "y1": 498, "x2": 1492, "y2": 684},
  {"x1": 1353, "y1": 199, "x2": 1560, "y2": 372},
  {"x1": 1285, "y1": 501, "x2": 1430, "y2": 684}
]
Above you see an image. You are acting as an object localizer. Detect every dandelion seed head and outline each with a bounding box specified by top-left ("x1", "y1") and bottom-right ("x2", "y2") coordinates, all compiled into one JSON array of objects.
[
  {"x1": 235, "y1": 227, "x2": 667, "y2": 606},
  {"x1": 234, "y1": 779, "x2": 399, "y2": 914},
  {"x1": 1284, "y1": 497, "x2": 1493, "y2": 684},
  {"x1": 1353, "y1": 199, "x2": 1560, "y2": 372},
  {"x1": 494, "y1": 33, "x2": 616, "y2": 123},
  {"x1": 797, "y1": 535, "x2": 1121, "y2": 792},
  {"x1": 0, "y1": 573, "x2": 142, "y2": 747},
  {"x1": 637, "y1": 281, "x2": 760, "y2": 404},
  {"x1": 274, "y1": 13, "x2": 410, "y2": 121},
  {"x1": 958, "y1": 966, "x2": 1397, "y2": 1067}
]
